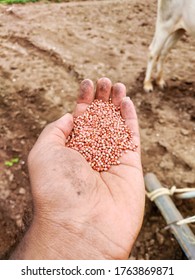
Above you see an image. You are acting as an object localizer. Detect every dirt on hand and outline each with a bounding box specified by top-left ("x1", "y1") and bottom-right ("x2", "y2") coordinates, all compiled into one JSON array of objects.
[{"x1": 0, "y1": 0, "x2": 195, "y2": 259}]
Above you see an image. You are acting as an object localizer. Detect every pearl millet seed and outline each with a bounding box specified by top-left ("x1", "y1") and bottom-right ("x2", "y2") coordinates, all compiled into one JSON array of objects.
[{"x1": 66, "y1": 99, "x2": 137, "y2": 172}]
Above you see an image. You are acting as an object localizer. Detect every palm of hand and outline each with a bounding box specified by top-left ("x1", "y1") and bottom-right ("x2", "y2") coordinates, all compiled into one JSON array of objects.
[{"x1": 28, "y1": 78, "x2": 145, "y2": 259}]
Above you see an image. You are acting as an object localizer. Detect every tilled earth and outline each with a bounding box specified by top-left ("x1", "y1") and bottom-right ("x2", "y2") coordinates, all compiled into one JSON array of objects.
[{"x1": 0, "y1": 0, "x2": 195, "y2": 259}]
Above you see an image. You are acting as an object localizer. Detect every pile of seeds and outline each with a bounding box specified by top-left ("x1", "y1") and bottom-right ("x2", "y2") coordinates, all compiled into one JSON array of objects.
[{"x1": 66, "y1": 99, "x2": 137, "y2": 172}]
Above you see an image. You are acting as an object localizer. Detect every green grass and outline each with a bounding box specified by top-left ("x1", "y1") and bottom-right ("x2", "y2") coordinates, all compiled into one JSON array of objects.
[
  {"x1": 4, "y1": 157, "x2": 19, "y2": 167},
  {"x1": 0, "y1": 0, "x2": 39, "y2": 4},
  {"x1": 0, "y1": 0, "x2": 78, "y2": 4}
]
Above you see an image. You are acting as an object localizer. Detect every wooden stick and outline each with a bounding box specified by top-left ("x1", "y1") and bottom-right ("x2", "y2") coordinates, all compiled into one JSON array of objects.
[{"x1": 145, "y1": 172, "x2": 195, "y2": 260}]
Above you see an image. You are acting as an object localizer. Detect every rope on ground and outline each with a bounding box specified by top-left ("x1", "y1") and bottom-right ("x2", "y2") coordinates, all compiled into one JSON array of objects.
[
  {"x1": 146, "y1": 186, "x2": 195, "y2": 226},
  {"x1": 146, "y1": 186, "x2": 195, "y2": 201},
  {"x1": 176, "y1": 215, "x2": 195, "y2": 226}
]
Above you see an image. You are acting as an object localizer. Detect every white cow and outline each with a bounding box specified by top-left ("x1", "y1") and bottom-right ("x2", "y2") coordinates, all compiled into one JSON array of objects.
[{"x1": 144, "y1": 0, "x2": 195, "y2": 92}]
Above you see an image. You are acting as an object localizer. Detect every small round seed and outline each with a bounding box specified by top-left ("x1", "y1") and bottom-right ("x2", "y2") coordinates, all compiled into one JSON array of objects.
[{"x1": 66, "y1": 99, "x2": 137, "y2": 172}]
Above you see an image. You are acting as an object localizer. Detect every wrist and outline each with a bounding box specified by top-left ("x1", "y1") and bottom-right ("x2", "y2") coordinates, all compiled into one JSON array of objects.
[{"x1": 10, "y1": 217, "x2": 109, "y2": 260}]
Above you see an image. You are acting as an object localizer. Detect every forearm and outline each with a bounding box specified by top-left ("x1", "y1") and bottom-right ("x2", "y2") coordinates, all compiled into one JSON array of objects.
[{"x1": 10, "y1": 220, "x2": 48, "y2": 260}]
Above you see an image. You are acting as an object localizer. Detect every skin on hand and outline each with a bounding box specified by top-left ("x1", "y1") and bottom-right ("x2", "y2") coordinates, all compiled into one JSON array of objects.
[{"x1": 10, "y1": 77, "x2": 145, "y2": 260}]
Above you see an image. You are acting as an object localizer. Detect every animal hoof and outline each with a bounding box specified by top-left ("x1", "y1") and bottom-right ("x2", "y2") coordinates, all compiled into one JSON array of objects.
[
  {"x1": 143, "y1": 81, "x2": 153, "y2": 93},
  {"x1": 157, "y1": 79, "x2": 167, "y2": 90}
]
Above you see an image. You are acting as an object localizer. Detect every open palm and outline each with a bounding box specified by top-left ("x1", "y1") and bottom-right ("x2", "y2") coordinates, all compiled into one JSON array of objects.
[{"x1": 26, "y1": 77, "x2": 145, "y2": 260}]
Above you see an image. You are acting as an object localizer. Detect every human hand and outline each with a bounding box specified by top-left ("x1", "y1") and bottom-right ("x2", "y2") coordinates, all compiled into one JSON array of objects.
[{"x1": 11, "y1": 78, "x2": 145, "y2": 260}]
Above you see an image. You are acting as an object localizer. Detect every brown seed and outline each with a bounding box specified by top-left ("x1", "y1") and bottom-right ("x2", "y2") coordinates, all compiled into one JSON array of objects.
[{"x1": 66, "y1": 99, "x2": 137, "y2": 172}]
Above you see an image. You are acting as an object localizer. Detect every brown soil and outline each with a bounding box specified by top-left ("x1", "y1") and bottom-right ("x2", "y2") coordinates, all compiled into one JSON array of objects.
[{"x1": 0, "y1": 0, "x2": 195, "y2": 260}]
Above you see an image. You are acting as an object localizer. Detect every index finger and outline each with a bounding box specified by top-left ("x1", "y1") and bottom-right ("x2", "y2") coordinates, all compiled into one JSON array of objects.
[{"x1": 73, "y1": 79, "x2": 95, "y2": 117}]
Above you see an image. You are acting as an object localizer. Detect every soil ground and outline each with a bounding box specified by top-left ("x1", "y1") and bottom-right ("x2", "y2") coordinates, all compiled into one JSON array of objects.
[{"x1": 0, "y1": 0, "x2": 195, "y2": 260}]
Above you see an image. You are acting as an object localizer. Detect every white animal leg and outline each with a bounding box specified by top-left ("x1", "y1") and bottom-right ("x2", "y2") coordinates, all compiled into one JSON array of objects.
[
  {"x1": 156, "y1": 29, "x2": 185, "y2": 89},
  {"x1": 144, "y1": 28, "x2": 170, "y2": 92}
]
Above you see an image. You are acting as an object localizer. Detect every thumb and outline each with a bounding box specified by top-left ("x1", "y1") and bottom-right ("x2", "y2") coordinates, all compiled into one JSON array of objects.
[
  {"x1": 36, "y1": 113, "x2": 74, "y2": 146},
  {"x1": 53, "y1": 113, "x2": 74, "y2": 138}
]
